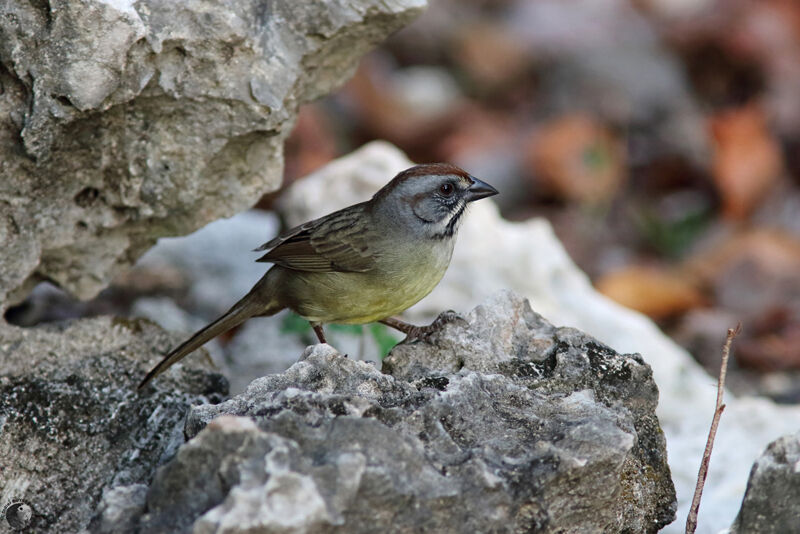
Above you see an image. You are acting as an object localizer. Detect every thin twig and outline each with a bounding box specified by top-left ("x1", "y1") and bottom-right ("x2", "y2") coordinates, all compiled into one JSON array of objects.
[{"x1": 685, "y1": 323, "x2": 741, "y2": 534}]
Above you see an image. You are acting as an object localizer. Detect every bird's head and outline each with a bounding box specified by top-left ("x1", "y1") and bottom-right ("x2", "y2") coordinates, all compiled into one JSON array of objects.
[{"x1": 372, "y1": 163, "x2": 498, "y2": 239}]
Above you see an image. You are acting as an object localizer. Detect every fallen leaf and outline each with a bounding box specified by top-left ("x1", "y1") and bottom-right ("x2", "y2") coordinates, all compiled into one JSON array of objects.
[
  {"x1": 685, "y1": 228, "x2": 800, "y2": 285},
  {"x1": 527, "y1": 115, "x2": 626, "y2": 205},
  {"x1": 709, "y1": 104, "x2": 783, "y2": 218},
  {"x1": 437, "y1": 106, "x2": 513, "y2": 162},
  {"x1": 736, "y1": 318, "x2": 800, "y2": 371},
  {"x1": 340, "y1": 56, "x2": 460, "y2": 151},
  {"x1": 451, "y1": 21, "x2": 530, "y2": 89},
  {"x1": 596, "y1": 265, "x2": 706, "y2": 319}
]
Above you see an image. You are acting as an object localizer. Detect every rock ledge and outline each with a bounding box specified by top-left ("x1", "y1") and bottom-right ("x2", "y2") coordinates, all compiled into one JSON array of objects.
[{"x1": 150, "y1": 290, "x2": 677, "y2": 533}]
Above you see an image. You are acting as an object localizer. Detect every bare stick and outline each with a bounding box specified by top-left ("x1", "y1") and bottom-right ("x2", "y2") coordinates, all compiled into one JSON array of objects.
[{"x1": 685, "y1": 323, "x2": 741, "y2": 534}]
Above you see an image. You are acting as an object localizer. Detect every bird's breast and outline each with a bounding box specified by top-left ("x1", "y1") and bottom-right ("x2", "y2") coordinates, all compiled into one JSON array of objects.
[{"x1": 282, "y1": 238, "x2": 454, "y2": 324}]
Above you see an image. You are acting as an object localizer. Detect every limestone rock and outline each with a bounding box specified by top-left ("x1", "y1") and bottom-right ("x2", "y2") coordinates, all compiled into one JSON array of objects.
[
  {"x1": 731, "y1": 433, "x2": 800, "y2": 534},
  {"x1": 0, "y1": 317, "x2": 227, "y2": 532},
  {"x1": 142, "y1": 291, "x2": 676, "y2": 533},
  {"x1": 0, "y1": 0, "x2": 425, "y2": 308},
  {"x1": 93, "y1": 484, "x2": 149, "y2": 534}
]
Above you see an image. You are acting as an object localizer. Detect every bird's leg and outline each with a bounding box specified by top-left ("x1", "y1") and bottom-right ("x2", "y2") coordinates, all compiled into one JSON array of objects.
[
  {"x1": 380, "y1": 310, "x2": 464, "y2": 342},
  {"x1": 308, "y1": 322, "x2": 348, "y2": 357},
  {"x1": 379, "y1": 316, "x2": 420, "y2": 337},
  {"x1": 311, "y1": 323, "x2": 327, "y2": 344}
]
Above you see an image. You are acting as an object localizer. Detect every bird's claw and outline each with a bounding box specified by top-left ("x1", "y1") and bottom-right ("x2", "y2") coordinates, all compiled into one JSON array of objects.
[
  {"x1": 432, "y1": 310, "x2": 465, "y2": 328},
  {"x1": 404, "y1": 310, "x2": 466, "y2": 342}
]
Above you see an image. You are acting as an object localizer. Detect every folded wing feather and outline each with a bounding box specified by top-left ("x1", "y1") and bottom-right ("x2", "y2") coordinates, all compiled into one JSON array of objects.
[{"x1": 254, "y1": 203, "x2": 377, "y2": 273}]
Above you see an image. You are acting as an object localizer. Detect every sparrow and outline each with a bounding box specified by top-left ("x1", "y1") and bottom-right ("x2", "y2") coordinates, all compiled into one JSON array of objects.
[{"x1": 138, "y1": 163, "x2": 497, "y2": 388}]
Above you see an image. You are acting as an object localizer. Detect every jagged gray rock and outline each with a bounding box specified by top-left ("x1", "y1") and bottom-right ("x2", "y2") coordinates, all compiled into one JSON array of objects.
[
  {"x1": 143, "y1": 291, "x2": 676, "y2": 533},
  {"x1": 93, "y1": 484, "x2": 149, "y2": 534},
  {"x1": 0, "y1": 0, "x2": 425, "y2": 308},
  {"x1": 731, "y1": 433, "x2": 800, "y2": 534},
  {"x1": 0, "y1": 317, "x2": 228, "y2": 533}
]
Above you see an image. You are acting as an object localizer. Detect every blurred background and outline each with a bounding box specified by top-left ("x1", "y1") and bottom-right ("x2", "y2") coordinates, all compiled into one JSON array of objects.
[{"x1": 8, "y1": 0, "x2": 800, "y2": 402}]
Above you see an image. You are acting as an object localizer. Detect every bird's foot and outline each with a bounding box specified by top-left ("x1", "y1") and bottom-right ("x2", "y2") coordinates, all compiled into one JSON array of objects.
[{"x1": 381, "y1": 310, "x2": 466, "y2": 343}]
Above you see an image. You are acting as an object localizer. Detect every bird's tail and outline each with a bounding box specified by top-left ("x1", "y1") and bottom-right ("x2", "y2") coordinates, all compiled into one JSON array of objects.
[{"x1": 138, "y1": 285, "x2": 282, "y2": 389}]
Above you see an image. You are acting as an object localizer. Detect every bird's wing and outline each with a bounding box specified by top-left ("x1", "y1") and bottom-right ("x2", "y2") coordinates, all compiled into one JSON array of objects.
[{"x1": 254, "y1": 203, "x2": 378, "y2": 272}]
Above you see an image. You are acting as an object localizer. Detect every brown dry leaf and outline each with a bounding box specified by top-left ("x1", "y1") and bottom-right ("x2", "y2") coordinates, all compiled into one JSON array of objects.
[
  {"x1": 682, "y1": 228, "x2": 800, "y2": 371},
  {"x1": 683, "y1": 229, "x2": 800, "y2": 354},
  {"x1": 709, "y1": 104, "x2": 783, "y2": 219},
  {"x1": 736, "y1": 321, "x2": 800, "y2": 371},
  {"x1": 451, "y1": 22, "x2": 530, "y2": 89},
  {"x1": 341, "y1": 57, "x2": 458, "y2": 150},
  {"x1": 685, "y1": 228, "x2": 800, "y2": 284},
  {"x1": 437, "y1": 106, "x2": 513, "y2": 162},
  {"x1": 596, "y1": 265, "x2": 706, "y2": 319},
  {"x1": 527, "y1": 115, "x2": 626, "y2": 205},
  {"x1": 345, "y1": 59, "x2": 419, "y2": 142}
]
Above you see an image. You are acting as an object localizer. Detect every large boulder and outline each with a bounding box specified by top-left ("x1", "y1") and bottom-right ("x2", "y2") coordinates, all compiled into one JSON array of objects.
[
  {"x1": 0, "y1": 317, "x2": 227, "y2": 532},
  {"x1": 140, "y1": 291, "x2": 676, "y2": 533},
  {"x1": 0, "y1": 0, "x2": 425, "y2": 308}
]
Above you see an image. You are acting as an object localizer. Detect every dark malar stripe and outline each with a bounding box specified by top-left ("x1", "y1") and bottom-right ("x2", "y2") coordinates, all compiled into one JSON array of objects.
[{"x1": 432, "y1": 203, "x2": 467, "y2": 240}]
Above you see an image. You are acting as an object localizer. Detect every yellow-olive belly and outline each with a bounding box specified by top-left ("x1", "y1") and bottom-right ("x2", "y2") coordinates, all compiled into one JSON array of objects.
[{"x1": 276, "y1": 258, "x2": 448, "y2": 324}]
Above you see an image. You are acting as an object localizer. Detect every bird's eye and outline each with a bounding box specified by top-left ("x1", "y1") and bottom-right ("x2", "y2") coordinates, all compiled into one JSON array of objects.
[{"x1": 439, "y1": 183, "x2": 454, "y2": 196}]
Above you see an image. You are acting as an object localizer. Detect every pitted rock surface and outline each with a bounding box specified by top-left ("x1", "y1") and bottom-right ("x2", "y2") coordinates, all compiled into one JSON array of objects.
[{"x1": 171, "y1": 291, "x2": 675, "y2": 533}]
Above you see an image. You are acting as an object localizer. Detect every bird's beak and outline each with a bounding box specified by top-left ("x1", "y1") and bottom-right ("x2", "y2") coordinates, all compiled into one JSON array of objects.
[{"x1": 466, "y1": 177, "x2": 498, "y2": 202}]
